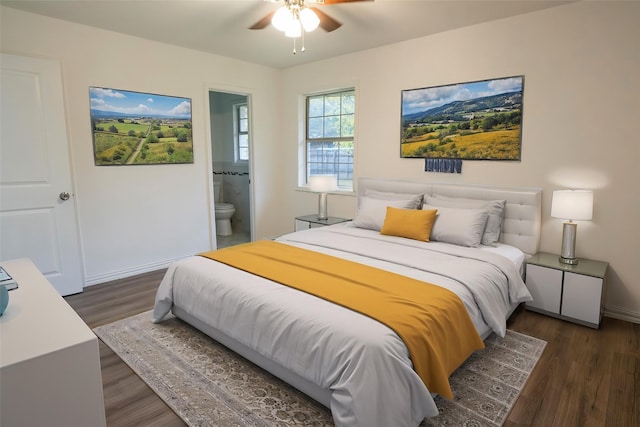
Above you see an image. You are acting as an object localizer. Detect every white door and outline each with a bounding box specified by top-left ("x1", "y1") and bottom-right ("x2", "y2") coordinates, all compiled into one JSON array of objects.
[{"x1": 0, "y1": 53, "x2": 84, "y2": 296}]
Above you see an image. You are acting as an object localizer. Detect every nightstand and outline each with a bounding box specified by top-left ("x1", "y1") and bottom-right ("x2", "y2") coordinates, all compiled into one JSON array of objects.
[
  {"x1": 295, "y1": 214, "x2": 351, "y2": 231},
  {"x1": 525, "y1": 252, "x2": 608, "y2": 328}
]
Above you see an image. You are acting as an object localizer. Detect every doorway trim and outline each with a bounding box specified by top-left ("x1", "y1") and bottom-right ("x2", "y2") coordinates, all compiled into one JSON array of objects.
[{"x1": 203, "y1": 82, "x2": 255, "y2": 249}]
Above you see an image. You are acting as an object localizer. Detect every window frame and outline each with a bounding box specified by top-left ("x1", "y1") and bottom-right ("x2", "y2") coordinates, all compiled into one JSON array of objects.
[
  {"x1": 303, "y1": 88, "x2": 356, "y2": 191},
  {"x1": 233, "y1": 102, "x2": 249, "y2": 163}
]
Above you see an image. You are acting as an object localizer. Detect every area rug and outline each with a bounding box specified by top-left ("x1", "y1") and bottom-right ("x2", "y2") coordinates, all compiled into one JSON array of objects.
[{"x1": 94, "y1": 311, "x2": 546, "y2": 427}]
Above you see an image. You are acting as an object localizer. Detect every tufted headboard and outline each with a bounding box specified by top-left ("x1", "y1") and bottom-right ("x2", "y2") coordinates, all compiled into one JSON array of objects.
[{"x1": 357, "y1": 177, "x2": 542, "y2": 256}]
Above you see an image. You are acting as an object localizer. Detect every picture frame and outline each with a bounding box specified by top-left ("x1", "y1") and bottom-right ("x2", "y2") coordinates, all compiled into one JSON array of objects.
[
  {"x1": 401, "y1": 76, "x2": 524, "y2": 160},
  {"x1": 89, "y1": 87, "x2": 193, "y2": 165}
]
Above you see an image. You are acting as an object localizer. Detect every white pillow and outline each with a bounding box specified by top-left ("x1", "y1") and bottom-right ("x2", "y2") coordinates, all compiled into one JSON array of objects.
[
  {"x1": 366, "y1": 189, "x2": 423, "y2": 207},
  {"x1": 423, "y1": 203, "x2": 489, "y2": 247},
  {"x1": 353, "y1": 196, "x2": 421, "y2": 231},
  {"x1": 426, "y1": 194, "x2": 506, "y2": 246}
]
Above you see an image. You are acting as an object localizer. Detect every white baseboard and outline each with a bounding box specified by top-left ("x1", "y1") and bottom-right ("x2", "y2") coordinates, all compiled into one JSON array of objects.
[
  {"x1": 605, "y1": 306, "x2": 640, "y2": 324},
  {"x1": 84, "y1": 256, "x2": 185, "y2": 287}
]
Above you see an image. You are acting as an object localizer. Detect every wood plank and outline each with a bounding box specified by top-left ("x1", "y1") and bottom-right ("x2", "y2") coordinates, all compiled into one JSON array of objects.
[{"x1": 606, "y1": 352, "x2": 639, "y2": 427}]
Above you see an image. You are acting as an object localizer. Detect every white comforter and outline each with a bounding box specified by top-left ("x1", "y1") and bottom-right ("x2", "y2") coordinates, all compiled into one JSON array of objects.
[{"x1": 153, "y1": 223, "x2": 532, "y2": 427}]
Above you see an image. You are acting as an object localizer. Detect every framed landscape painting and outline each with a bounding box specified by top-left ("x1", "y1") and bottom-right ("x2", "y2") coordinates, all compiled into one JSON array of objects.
[
  {"x1": 89, "y1": 87, "x2": 193, "y2": 165},
  {"x1": 401, "y1": 76, "x2": 524, "y2": 160}
]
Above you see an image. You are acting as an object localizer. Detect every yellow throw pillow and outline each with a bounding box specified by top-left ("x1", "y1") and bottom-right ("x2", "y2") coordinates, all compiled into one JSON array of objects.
[{"x1": 380, "y1": 207, "x2": 437, "y2": 242}]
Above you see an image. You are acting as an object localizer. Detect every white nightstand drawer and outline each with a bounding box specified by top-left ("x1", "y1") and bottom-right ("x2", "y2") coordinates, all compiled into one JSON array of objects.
[
  {"x1": 525, "y1": 264, "x2": 562, "y2": 314},
  {"x1": 561, "y1": 272, "x2": 604, "y2": 325}
]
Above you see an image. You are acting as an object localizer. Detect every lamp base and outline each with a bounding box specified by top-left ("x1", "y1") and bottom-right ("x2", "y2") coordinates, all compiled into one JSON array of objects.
[
  {"x1": 317, "y1": 192, "x2": 328, "y2": 220},
  {"x1": 559, "y1": 221, "x2": 578, "y2": 265},
  {"x1": 559, "y1": 256, "x2": 579, "y2": 265}
]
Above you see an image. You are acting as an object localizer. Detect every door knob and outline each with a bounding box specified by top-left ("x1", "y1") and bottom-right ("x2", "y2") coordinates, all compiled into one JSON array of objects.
[{"x1": 59, "y1": 192, "x2": 71, "y2": 201}]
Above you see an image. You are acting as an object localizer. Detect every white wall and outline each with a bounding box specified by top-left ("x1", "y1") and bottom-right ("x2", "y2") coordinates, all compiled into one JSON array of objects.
[
  {"x1": 210, "y1": 92, "x2": 246, "y2": 166},
  {"x1": 0, "y1": 6, "x2": 282, "y2": 284},
  {"x1": 281, "y1": 2, "x2": 640, "y2": 320}
]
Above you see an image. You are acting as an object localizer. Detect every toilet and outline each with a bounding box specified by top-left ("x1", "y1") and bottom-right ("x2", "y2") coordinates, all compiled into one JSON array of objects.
[{"x1": 213, "y1": 181, "x2": 235, "y2": 236}]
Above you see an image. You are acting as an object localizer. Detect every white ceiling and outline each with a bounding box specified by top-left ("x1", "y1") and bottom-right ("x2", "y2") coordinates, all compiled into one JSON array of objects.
[{"x1": 2, "y1": 0, "x2": 572, "y2": 69}]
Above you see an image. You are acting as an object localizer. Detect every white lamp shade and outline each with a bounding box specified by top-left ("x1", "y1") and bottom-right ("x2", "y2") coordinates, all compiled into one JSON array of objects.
[
  {"x1": 272, "y1": 6, "x2": 294, "y2": 31},
  {"x1": 309, "y1": 175, "x2": 337, "y2": 193},
  {"x1": 284, "y1": 21, "x2": 302, "y2": 38},
  {"x1": 300, "y1": 8, "x2": 320, "y2": 32},
  {"x1": 551, "y1": 190, "x2": 593, "y2": 221}
]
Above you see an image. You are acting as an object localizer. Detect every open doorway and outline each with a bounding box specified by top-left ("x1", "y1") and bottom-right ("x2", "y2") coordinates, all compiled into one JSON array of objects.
[{"x1": 209, "y1": 91, "x2": 252, "y2": 248}]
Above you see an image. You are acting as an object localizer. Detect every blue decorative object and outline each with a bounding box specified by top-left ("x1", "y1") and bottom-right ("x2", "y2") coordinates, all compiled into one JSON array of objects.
[
  {"x1": 0, "y1": 284, "x2": 8, "y2": 316},
  {"x1": 425, "y1": 158, "x2": 462, "y2": 173}
]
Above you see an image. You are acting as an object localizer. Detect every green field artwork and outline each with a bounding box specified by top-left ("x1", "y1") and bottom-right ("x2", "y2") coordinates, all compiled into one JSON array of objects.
[
  {"x1": 401, "y1": 76, "x2": 524, "y2": 160},
  {"x1": 90, "y1": 87, "x2": 193, "y2": 165}
]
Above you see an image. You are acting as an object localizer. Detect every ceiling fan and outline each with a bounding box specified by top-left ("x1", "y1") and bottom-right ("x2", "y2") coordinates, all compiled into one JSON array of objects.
[{"x1": 250, "y1": 0, "x2": 372, "y2": 36}]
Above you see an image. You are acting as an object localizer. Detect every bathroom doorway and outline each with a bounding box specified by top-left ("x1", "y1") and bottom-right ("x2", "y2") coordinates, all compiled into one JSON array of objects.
[{"x1": 209, "y1": 90, "x2": 252, "y2": 249}]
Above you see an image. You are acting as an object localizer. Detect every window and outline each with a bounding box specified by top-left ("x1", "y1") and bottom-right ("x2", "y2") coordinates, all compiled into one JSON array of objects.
[
  {"x1": 306, "y1": 89, "x2": 355, "y2": 190},
  {"x1": 234, "y1": 103, "x2": 249, "y2": 162}
]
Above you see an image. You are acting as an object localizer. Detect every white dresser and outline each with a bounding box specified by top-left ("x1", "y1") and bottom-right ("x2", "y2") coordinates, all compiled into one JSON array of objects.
[{"x1": 0, "y1": 258, "x2": 106, "y2": 427}]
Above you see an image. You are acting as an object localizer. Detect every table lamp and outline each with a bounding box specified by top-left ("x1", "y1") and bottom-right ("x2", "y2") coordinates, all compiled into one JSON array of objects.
[
  {"x1": 309, "y1": 175, "x2": 337, "y2": 220},
  {"x1": 550, "y1": 189, "x2": 593, "y2": 265}
]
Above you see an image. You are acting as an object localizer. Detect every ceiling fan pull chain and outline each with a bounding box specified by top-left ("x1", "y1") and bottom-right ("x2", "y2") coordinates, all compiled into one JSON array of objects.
[
  {"x1": 301, "y1": 29, "x2": 306, "y2": 53},
  {"x1": 292, "y1": 36, "x2": 297, "y2": 54}
]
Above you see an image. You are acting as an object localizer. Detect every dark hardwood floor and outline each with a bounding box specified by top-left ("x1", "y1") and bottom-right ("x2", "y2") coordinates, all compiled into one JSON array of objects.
[
  {"x1": 66, "y1": 269, "x2": 185, "y2": 427},
  {"x1": 65, "y1": 270, "x2": 639, "y2": 427}
]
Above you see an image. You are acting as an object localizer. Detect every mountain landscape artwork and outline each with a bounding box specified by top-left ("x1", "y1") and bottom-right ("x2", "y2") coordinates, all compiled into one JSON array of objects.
[
  {"x1": 401, "y1": 76, "x2": 524, "y2": 160},
  {"x1": 90, "y1": 87, "x2": 193, "y2": 165}
]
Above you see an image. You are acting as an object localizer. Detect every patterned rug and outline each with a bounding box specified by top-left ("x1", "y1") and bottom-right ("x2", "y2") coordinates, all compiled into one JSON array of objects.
[{"x1": 94, "y1": 311, "x2": 546, "y2": 427}]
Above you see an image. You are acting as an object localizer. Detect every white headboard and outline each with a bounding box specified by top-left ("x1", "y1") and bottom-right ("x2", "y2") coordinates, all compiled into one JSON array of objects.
[{"x1": 357, "y1": 177, "x2": 542, "y2": 256}]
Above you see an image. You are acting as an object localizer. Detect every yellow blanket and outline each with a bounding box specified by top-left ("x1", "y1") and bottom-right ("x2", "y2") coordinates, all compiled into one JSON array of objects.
[{"x1": 200, "y1": 240, "x2": 484, "y2": 399}]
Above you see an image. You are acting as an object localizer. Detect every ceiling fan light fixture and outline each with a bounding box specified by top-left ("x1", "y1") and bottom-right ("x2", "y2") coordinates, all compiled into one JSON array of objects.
[
  {"x1": 285, "y1": 21, "x2": 302, "y2": 38},
  {"x1": 300, "y1": 8, "x2": 320, "y2": 32},
  {"x1": 255, "y1": 0, "x2": 350, "y2": 54},
  {"x1": 272, "y1": 6, "x2": 294, "y2": 31}
]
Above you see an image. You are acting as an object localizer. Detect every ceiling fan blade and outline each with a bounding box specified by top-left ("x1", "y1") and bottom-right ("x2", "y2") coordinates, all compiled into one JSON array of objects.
[
  {"x1": 320, "y1": 0, "x2": 373, "y2": 4},
  {"x1": 309, "y1": 7, "x2": 342, "y2": 32},
  {"x1": 249, "y1": 11, "x2": 276, "y2": 30}
]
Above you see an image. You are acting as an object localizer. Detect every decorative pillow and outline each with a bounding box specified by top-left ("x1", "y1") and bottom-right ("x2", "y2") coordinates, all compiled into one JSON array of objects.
[
  {"x1": 380, "y1": 207, "x2": 437, "y2": 242},
  {"x1": 423, "y1": 203, "x2": 489, "y2": 247},
  {"x1": 366, "y1": 189, "x2": 423, "y2": 207},
  {"x1": 425, "y1": 194, "x2": 506, "y2": 246},
  {"x1": 353, "y1": 196, "x2": 421, "y2": 231}
]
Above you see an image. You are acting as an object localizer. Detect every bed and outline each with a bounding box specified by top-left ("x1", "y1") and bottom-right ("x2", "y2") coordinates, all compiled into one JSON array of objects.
[{"x1": 153, "y1": 177, "x2": 542, "y2": 426}]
